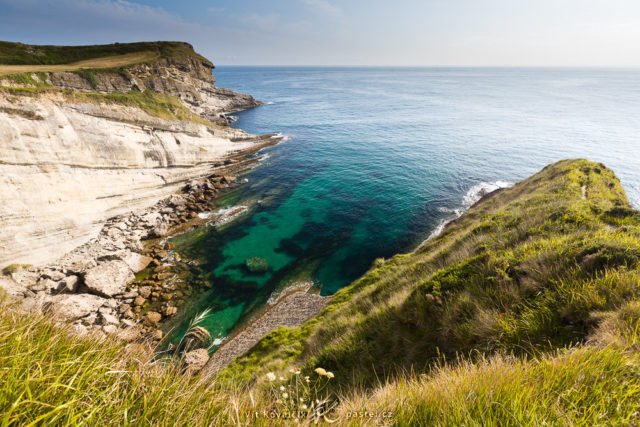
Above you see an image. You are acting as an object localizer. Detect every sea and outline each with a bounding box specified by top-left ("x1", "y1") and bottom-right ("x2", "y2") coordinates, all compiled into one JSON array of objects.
[{"x1": 169, "y1": 67, "x2": 640, "y2": 345}]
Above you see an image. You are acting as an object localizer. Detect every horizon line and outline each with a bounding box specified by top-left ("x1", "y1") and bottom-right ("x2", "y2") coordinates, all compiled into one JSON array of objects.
[{"x1": 216, "y1": 64, "x2": 640, "y2": 70}]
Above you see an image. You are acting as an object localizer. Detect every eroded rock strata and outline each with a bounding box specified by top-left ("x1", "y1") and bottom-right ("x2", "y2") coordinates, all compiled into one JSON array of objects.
[{"x1": 0, "y1": 42, "x2": 277, "y2": 340}]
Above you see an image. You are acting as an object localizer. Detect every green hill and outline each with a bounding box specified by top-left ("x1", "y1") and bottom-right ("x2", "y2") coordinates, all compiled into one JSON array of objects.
[
  {"x1": 0, "y1": 40, "x2": 210, "y2": 67},
  {"x1": 2, "y1": 159, "x2": 640, "y2": 425}
]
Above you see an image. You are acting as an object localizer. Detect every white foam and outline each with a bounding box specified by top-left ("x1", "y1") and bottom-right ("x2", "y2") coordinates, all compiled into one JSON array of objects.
[
  {"x1": 463, "y1": 180, "x2": 513, "y2": 208},
  {"x1": 212, "y1": 337, "x2": 225, "y2": 346},
  {"x1": 424, "y1": 181, "x2": 512, "y2": 244},
  {"x1": 272, "y1": 132, "x2": 291, "y2": 142}
]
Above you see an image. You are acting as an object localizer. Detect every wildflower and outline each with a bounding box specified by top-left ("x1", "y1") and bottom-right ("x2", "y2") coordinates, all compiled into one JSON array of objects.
[
  {"x1": 301, "y1": 404, "x2": 308, "y2": 410},
  {"x1": 266, "y1": 372, "x2": 276, "y2": 381},
  {"x1": 276, "y1": 399, "x2": 283, "y2": 404},
  {"x1": 304, "y1": 376, "x2": 310, "y2": 383},
  {"x1": 280, "y1": 385, "x2": 286, "y2": 391},
  {"x1": 283, "y1": 392, "x2": 289, "y2": 399},
  {"x1": 279, "y1": 376, "x2": 285, "y2": 381},
  {"x1": 314, "y1": 367, "x2": 327, "y2": 376},
  {"x1": 326, "y1": 371, "x2": 335, "y2": 379}
]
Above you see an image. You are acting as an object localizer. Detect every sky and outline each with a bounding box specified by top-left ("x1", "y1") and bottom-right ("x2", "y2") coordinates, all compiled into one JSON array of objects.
[{"x1": 1, "y1": 0, "x2": 639, "y2": 66}]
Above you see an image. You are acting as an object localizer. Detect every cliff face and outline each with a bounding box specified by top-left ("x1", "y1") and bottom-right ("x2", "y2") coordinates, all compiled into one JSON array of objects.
[
  {"x1": 0, "y1": 42, "x2": 264, "y2": 268},
  {"x1": 45, "y1": 55, "x2": 257, "y2": 123}
]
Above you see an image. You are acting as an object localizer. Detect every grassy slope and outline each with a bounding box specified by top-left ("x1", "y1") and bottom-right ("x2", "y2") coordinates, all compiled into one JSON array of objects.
[
  {"x1": 222, "y1": 159, "x2": 640, "y2": 388},
  {"x1": 2, "y1": 159, "x2": 640, "y2": 425},
  {"x1": 0, "y1": 41, "x2": 211, "y2": 67}
]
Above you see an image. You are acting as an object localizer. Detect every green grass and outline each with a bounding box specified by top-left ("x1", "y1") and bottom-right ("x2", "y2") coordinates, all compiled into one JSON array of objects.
[
  {"x1": 337, "y1": 346, "x2": 640, "y2": 426},
  {"x1": 0, "y1": 41, "x2": 210, "y2": 67},
  {"x1": 0, "y1": 309, "x2": 248, "y2": 426},
  {"x1": 1, "y1": 264, "x2": 31, "y2": 276}
]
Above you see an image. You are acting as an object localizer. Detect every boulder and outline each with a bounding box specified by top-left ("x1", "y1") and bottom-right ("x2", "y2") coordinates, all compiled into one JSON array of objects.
[
  {"x1": 183, "y1": 349, "x2": 210, "y2": 373},
  {"x1": 31, "y1": 278, "x2": 57, "y2": 292},
  {"x1": 56, "y1": 275, "x2": 80, "y2": 293},
  {"x1": 84, "y1": 260, "x2": 134, "y2": 297},
  {"x1": 0, "y1": 277, "x2": 27, "y2": 298},
  {"x1": 146, "y1": 311, "x2": 162, "y2": 323},
  {"x1": 117, "y1": 251, "x2": 153, "y2": 274},
  {"x1": 46, "y1": 294, "x2": 108, "y2": 321},
  {"x1": 40, "y1": 269, "x2": 66, "y2": 282}
]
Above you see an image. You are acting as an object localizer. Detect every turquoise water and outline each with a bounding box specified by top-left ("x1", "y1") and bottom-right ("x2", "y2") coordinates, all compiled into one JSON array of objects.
[{"x1": 171, "y1": 67, "x2": 640, "y2": 344}]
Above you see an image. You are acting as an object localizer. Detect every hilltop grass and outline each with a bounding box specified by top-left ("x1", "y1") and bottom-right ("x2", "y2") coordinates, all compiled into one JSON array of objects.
[
  {"x1": 221, "y1": 159, "x2": 640, "y2": 389},
  {"x1": 0, "y1": 41, "x2": 209, "y2": 67}
]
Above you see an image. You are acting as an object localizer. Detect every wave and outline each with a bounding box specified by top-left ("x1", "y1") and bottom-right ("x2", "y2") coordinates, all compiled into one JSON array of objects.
[
  {"x1": 272, "y1": 132, "x2": 291, "y2": 143},
  {"x1": 462, "y1": 180, "x2": 513, "y2": 208},
  {"x1": 424, "y1": 180, "x2": 512, "y2": 244}
]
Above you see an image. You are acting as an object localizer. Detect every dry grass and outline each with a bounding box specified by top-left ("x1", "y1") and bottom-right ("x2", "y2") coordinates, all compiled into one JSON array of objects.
[{"x1": 0, "y1": 51, "x2": 159, "y2": 75}]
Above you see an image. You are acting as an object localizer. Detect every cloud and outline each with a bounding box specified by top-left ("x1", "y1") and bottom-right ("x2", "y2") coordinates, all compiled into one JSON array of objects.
[{"x1": 304, "y1": 0, "x2": 342, "y2": 19}]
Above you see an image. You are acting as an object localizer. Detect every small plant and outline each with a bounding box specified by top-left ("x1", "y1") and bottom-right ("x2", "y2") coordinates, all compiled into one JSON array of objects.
[
  {"x1": 245, "y1": 257, "x2": 270, "y2": 274},
  {"x1": 1, "y1": 264, "x2": 30, "y2": 276},
  {"x1": 264, "y1": 367, "x2": 338, "y2": 423},
  {"x1": 77, "y1": 69, "x2": 99, "y2": 89}
]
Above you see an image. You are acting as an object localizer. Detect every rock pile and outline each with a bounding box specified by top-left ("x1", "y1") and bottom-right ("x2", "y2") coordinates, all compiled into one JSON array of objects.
[{"x1": 5, "y1": 172, "x2": 241, "y2": 341}]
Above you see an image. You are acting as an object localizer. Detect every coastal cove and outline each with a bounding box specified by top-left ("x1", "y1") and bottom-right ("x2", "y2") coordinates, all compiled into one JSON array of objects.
[{"x1": 168, "y1": 67, "x2": 640, "y2": 349}]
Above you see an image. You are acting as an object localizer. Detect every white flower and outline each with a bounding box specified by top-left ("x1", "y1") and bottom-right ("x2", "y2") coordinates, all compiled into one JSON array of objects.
[
  {"x1": 279, "y1": 376, "x2": 285, "y2": 381},
  {"x1": 280, "y1": 385, "x2": 285, "y2": 391},
  {"x1": 326, "y1": 371, "x2": 335, "y2": 379},
  {"x1": 314, "y1": 367, "x2": 327, "y2": 376},
  {"x1": 266, "y1": 372, "x2": 276, "y2": 381},
  {"x1": 282, "y1": 392, "x2": 289, "y2": 399},
  {"x1": 301, "y1": 404, "x2": 308, "y2": 410}
]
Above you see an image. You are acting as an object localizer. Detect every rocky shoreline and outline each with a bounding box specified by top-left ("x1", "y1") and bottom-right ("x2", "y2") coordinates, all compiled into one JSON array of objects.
[{"x1": 2, "y1": 134, "x2": 281, "y2": 344}]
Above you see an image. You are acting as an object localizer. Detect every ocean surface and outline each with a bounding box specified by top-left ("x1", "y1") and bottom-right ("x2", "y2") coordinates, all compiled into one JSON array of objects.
[{"x1": 170, "y1": 67, "x2": 640, "y2": 345}]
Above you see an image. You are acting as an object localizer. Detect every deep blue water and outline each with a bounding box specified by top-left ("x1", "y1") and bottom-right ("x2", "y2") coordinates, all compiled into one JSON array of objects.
[{"x1": 172, "y1": 67, "x2": 640, "y2": 343}]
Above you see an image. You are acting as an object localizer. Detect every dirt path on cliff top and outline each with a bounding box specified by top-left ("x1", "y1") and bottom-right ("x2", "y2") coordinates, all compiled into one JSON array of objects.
[{"x1": 0, "y1": 51, "x2": 159, "y2": 74}]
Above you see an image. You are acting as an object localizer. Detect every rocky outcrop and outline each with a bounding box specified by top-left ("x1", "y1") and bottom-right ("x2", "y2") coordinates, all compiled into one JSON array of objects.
[{"x1": 0, "y1": 89, "x2": 266, "y2": 268}]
